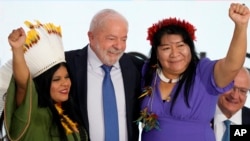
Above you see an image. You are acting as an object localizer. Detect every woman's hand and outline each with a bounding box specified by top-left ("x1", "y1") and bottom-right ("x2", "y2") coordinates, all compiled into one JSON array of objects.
[
  {"x1": 229, "y1": 3, "x2": 250, "y2": 26},
  {"x1": 8, "y1": 27, "x2": 26, "y2": 49}
]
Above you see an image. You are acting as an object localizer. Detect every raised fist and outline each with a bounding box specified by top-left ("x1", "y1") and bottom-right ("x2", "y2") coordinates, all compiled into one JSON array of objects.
[{"x1": 8, "y1": 27, "x2": 26, "y2": 49}]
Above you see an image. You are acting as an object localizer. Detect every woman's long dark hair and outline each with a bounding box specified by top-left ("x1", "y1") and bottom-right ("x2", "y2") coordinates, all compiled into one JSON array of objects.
[
  {"x1": 143, "y1": 25, "x2": 200, "y2": 113},
  {"x1": 34, "y1": 62, "x2": 87, "y2": 141}
]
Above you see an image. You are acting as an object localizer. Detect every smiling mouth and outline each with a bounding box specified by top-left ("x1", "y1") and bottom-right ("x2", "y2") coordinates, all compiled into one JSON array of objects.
[
  {"x1": 60, "y1": 89, "x2": 69, "y2": 94},
  {"x1": 226, "y1": 97, "x2": 238, "y2": 104}
]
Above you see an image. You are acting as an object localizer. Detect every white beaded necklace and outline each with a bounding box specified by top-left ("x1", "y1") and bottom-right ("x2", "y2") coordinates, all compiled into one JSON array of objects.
[{"x1": 157, "y1": 69, "x2": 180, "y2": 83}]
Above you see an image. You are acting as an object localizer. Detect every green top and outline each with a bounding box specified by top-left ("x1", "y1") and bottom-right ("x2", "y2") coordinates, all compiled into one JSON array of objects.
[{"x1": 4, "y1": 77, "x2": 81, "y2": 141}]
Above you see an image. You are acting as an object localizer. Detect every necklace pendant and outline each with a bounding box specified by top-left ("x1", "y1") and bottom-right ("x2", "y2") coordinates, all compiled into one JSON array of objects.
[{"x1": 166, "y1": 96, "x2": 171, "y2": 102}]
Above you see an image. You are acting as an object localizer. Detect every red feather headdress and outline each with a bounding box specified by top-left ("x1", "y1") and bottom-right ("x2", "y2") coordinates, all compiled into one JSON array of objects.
[{"x1": 147, "y1": 17, "x2": 197, "y2": 46}]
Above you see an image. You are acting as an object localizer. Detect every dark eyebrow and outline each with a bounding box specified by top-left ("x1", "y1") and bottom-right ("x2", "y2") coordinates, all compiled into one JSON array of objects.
[{"x1": 159, "y1": 41, "x2": 184, "y2": 46}]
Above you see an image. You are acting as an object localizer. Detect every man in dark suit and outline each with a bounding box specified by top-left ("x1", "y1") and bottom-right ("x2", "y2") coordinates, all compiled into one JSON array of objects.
[
  {"x1": 213, "y1": 67, "x2": 250, "y2": 141},
  {"x1": 65, "y1": 9, "x2": 143, "y2": 141}
]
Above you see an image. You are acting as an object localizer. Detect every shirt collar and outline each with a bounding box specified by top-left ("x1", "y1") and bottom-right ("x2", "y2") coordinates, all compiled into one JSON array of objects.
[{"x1": 214, "y1": 104, "x2": 242, "y2": 125}]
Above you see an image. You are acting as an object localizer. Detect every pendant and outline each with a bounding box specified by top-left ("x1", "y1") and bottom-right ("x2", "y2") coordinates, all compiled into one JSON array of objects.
[{"x1": 166, "y1": 96, "x2": 171, "y2": 102}]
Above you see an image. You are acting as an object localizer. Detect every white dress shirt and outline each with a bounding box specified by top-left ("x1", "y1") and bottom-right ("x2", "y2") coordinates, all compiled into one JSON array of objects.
[
  {"x1": 87, "y1": 46, "x2": 127, "y2": 141},
  {"x1": 214, "y1": 104, "x2": 242, "y2": 141}
]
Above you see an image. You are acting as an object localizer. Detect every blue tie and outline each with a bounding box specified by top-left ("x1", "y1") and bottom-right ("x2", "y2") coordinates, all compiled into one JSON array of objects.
[
  {"x1": 222, "y1": 120, "x2": 231, "y2": 141},
  {"x1": 101, "y1": 65, "x2": 119, "y2": 141}
]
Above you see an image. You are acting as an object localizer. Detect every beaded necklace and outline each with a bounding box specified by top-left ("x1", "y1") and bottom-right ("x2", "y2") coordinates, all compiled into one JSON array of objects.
[
  {"x1": 157, "y1": 69, "x2": 180, "y2": 83},
  {"x1": 55, "y1": 104, "x2": 79, "y2": 134}
]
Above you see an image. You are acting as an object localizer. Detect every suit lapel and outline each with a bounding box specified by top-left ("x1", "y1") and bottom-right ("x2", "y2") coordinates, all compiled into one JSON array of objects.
[
  {"x1": 119, "y1": 54, "x2": 141, "y2": 140},
  {"x1": 73, "y1": 46, "x2": 89, "y2": 131}
]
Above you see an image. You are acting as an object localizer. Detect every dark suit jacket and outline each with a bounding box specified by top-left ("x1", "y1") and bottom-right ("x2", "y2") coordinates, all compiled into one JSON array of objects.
[
  {"x1": 65, "y1": 45, "x2": 144, "y2": 141},
  {"x1": 242, "y1": 106, "x2": 250, "y2": 124},
  {"x1": 211, "y1": 106, "x2": 250, "y2": 128}
]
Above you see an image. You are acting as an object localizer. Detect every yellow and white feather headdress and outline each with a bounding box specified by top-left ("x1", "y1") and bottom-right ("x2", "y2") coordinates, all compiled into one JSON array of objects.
[{"x1": 0, "y1": 20, "x2": 65, "y2": 95}]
